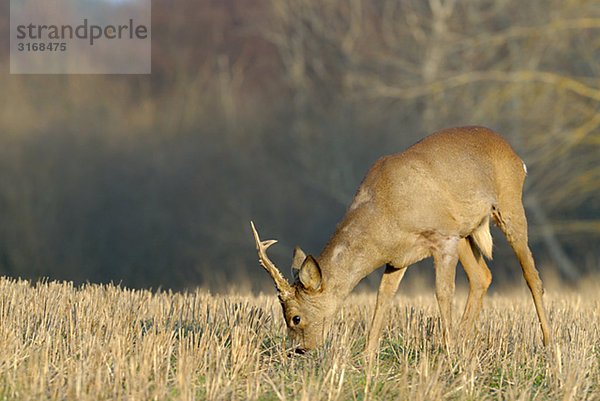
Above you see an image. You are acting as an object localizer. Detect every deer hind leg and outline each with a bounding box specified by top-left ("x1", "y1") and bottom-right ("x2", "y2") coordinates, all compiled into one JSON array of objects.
[
  {"x1": 365, "y1": 264, "x2": 407, "y2": 355},
  {"x1": 493, "y1": 201, "x2": 552, "y2": 346},
  {"x1": 458, "y1": 237, "x2": 492, "y2": 335},
  {"x1": 432, "y1": 237, "x2": 459, "y2": 345}
]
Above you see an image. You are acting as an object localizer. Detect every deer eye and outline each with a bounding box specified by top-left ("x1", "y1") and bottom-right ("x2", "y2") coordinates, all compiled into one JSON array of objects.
[{"x1": 292, "y1": 315, "x2": 301, "y2": 325}]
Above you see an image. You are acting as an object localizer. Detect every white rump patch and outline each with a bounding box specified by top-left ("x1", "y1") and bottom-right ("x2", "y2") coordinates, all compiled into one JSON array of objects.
[{"x1": 472, "y1": 217, "x2": 493, "y2": 259}]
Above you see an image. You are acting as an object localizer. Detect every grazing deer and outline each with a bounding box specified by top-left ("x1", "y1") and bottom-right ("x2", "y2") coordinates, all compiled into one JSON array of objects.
[{"x1": 251, "y1": 126, "x2": 552, "y2": 354}]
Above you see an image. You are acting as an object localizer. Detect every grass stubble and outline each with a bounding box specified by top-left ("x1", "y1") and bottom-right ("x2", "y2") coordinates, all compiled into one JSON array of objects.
[{"x1": 0, "y1": 276, "x2": 598, "y2": 400}]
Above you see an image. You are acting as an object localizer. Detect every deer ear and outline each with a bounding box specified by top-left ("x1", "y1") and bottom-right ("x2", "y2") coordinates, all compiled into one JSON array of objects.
[
  {"x1": 291, "y1": 247, "x2": 306, "y2": 281},
  {"x1": 299, "y1": 255, "x2": 322, "y2": 291}
]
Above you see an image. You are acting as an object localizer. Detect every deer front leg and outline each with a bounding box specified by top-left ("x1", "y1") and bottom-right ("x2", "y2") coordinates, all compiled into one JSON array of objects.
[
  {"x1": 364, "y1": 264, "x2": 407, "y2": 355},
  {"x1": 432, "y1": 238, "x2": 459, "y2": 346}
]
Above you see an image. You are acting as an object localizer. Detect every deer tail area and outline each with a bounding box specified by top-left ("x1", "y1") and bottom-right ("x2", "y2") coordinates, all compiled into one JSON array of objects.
[{"x1": 471, "y1": 217, "x2": 493, "y2": 260}]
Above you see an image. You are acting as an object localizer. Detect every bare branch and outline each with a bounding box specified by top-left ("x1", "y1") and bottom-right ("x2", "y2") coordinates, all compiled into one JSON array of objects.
[
  {"x1": 456, "y1": 18, "x2": 600, "y2": 50},
  {"x1": 363, "y1": 70, "x2": 600, "y2": 102}
]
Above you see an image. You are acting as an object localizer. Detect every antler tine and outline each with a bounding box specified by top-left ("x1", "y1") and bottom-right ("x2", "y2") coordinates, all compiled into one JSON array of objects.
[{"x1": 250, "y1": 221, "x2": 292, "y2": 296}]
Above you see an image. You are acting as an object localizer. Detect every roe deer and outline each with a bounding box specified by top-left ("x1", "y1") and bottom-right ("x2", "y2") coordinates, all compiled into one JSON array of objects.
[{"x1": 251, "y1": 126, "x2": 552, "y2": 354}]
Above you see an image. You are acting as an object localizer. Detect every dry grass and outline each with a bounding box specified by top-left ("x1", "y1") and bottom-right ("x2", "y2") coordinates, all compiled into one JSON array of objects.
[{"x1": 0, "y1": 276, "x2": 598, "y2": 400}]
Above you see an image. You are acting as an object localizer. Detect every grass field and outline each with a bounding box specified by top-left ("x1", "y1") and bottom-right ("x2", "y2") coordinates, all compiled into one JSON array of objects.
[{"x1": 0, "y1": 276, "x2": 598, "y2": 400}]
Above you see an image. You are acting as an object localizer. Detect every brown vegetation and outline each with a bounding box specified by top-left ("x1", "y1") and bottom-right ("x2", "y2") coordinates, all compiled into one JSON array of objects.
[{"x1": 0, "y1": 277, "x2": 598, "y2": 400}]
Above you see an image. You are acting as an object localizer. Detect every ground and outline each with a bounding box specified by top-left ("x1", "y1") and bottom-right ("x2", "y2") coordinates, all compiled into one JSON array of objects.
[{"x1": 0, "y1": 276, "x2": 598, "y2": 400}]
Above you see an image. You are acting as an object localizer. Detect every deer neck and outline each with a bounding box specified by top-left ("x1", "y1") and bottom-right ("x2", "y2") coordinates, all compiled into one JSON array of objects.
[{"x1": 317, "y1": 215, "x2": 386, "y2": 299}]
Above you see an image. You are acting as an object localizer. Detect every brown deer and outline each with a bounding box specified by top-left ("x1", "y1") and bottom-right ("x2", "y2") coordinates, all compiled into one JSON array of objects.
[{"x1": 251, "y1": 126, "x2": 552, "y2": 355}]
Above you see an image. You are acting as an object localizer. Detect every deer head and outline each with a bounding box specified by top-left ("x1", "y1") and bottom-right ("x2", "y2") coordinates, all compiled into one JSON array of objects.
[{"x1": 251, "y1": 222, "x2": 338, "y2": 353}]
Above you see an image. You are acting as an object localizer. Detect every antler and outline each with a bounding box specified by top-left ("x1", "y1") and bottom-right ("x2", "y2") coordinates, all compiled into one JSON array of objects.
[{"x1": 250, "y1": 221, "x2": 293, "y2": 298}]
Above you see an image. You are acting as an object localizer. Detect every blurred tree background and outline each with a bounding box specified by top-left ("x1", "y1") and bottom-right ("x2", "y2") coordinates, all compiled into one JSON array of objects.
[{"x1": 0, "y1": 0, "x2": 598, "y2": 291}]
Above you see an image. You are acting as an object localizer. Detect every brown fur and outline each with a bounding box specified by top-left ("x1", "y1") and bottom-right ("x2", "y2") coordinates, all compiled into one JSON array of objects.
[{"x1": 252, "y1": 126, "x2": 552, "y2": 354}]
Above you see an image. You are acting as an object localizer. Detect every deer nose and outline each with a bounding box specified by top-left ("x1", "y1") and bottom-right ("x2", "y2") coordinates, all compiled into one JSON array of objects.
[{"x1": 294, "y1": 348, "x2": 306, "y2": 355}]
